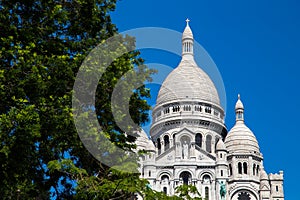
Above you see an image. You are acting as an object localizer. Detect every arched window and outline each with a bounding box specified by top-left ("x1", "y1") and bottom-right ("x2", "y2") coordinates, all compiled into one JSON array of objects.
[
  {"x1": 205, "y1": 187, "x2": 209, "y2": 200},
  {"x1": 221, "y1": 170, "x2": 223, "y2": 177},
  {"x1": 149, "y1": 170, "x2": 151, "y2": 177},
  {"x1": 256, "y1": 165, "x2": 260, "y2": 176},
  {"x1": 229, "y1": 164, "x2": 233, "y2": 176},
  {"x1": 157, "y1": 138, "x2": 161, "y2": 155},
  {"x1": 164, "y1": 135, "x2": 170, "y2": 151},
  {"x1": 276, "y1": 185, "x2": 279, "y2": 192},
  {"x1": 202, "y1": 175, "x2": 211, "y2": 184},
  {"x1": 243, "y1": 162, "x2": 248, "y2": 174},
  {"x1": 195, "y1": 133, "x2": 202, "y2": 147},
  {"x1": 238, "y1": 162, "x2": 242, "y2": 174},
  {"x1": 161, "y1": 175, "x2": 169, "y2": 185},
  {"x1": 253, "y1": 164, "x2": 256, "y2": 176},
  {"x1": 206, "y1": 135, "x2": 212, "y2": 153},
  {"x1": 180, "y1": 171, "x2": 191, "y2": 185}
]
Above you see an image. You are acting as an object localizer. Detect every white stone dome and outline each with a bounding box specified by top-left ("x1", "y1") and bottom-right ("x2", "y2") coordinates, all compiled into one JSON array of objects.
[
  {"x1": 225, "y1": 122, "x2": 260, "y2": 154},
  {"x1": 156, "y1": 19, "x2": 220, "y2": 106},
  {"x1": 156, "y1": 58, "x2": 220, "y2": 105},
  {"x1": 135, "y1": 130, "x2": 155, "y2": 152},
  {"x1": 225, "y1": 95, "x2": 260, "y2": 154}
]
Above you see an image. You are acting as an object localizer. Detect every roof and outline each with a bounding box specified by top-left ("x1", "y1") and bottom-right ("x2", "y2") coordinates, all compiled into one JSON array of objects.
[
  {"x1": 156, "y1": 58, "x2": 220, "y2": 105},
  {"x1": 225, "y1": 95, "x2": 260, "y2": 154},
  {"x1": 135, "y1": 130, "x2": 156, "y2": 152},
  {"x1": 216, "y1": 139, "x2": 226, "y2": 151}
]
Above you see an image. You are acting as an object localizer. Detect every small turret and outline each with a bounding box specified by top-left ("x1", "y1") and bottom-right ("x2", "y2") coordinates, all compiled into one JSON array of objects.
[{"x1": 260, "y1": 168, "x2": 271, "y2": 199}]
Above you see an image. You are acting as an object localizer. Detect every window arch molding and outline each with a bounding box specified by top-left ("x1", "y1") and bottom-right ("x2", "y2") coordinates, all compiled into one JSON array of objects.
[
  {"x1": 157, "y1": 171, "x2": 173, "y2": 180},
  {"x1": 177, "y1": 168, "x2": 194, "y2": 179},
  {"x1": 162, "y1": 132, "x2": 171, "y2": 138},
  {"x1": 198, "y1": 170, "x2": 214, "y2": 181}
]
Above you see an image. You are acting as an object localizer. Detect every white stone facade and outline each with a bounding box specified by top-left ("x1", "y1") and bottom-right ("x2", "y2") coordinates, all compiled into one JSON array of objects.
[{"x1": 137, "y1": 20, "x2": 284, "y2": 200}]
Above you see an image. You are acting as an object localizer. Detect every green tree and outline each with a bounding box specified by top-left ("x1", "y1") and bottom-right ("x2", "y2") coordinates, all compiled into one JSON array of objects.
[
  {"x1": 0, "y1": 1, "x2": 204, "y2": 199},
  {"x1": 0, "y1": 0, "x2": 154, "y2": 199},
  {"x1": 175, "y1": 185, "x2": 203, "y2": 200}
]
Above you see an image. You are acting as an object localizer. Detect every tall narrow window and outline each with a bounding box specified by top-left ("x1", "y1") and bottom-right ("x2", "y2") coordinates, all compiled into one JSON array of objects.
[
  {"x1": 157, "y1": 138, "x2": 161, "y2": 155},
  {"x1": 206, "y1": 135, "x2": 212, "y2": 153},
  {"x1": 256, "y1": 165, "x2": 260, "y2": 176},
  {"x1": 173, "y1": 134, "x2": 176, "y2": 145},
  {"x1": 205, "y1": 187, "x2": 209, "y2": 200},
  {"x1": 276, "y1": 185, "x2": 279, "y2": 192},
  {"x1": 229, "y1": 164, "x2": 233, "y2": 176},
  {"x1": 149, "y1": 170, "x2": 151, "y2": 177},
  {"x1": 164, "y1": 135, "x2": 170, "y2": 151},
  {"x1": 238, "y1": 162, "x2": 242, "y2": 174},
  {"x1": 215, "y1": 137, "x2": 220, "y2": 151},
  {"x1": 253, "y1": 164, "x2": 256, "y2": 176},
  {"x1": 163, "y1": 187, "x2": 167, "y2": 194},
  {"x1": 195, "y1": 133, "x2": 202, "y2": 147},
  {"x1": 221, "y1": 170, "x2": 223, "y2": 177},
  {"x1": 243, "y1": 162, "x2": 248, "y2": 174}
]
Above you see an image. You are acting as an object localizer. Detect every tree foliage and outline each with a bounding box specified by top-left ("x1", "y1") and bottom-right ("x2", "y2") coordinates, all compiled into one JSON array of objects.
[{"x1": 0, "y1": 0, "x2": 203, "y2": 199}]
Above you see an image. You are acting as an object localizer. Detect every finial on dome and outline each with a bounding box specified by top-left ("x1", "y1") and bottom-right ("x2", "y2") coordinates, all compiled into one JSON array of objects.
[
  {"x1": 235, "y1": 94, "x2": 244, "y2": 122},
  {"x1": 186, "y1": 18, "x2": 190, "y2": 26}
]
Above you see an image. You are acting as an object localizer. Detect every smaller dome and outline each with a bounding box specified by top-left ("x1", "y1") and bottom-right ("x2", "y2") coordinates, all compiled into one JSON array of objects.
[
  {"x1": 225, "y1": 95, "x2": 260, "y2": 154},
  {"x1": 216, "y1": 139, "x2": 226, "y2": 151},
  {"x1": 235, "y1": 94, "x2": 244, "y2": 110},
  {"x1": 182, "y1": 19, "x2": 193, "y2": 40},
  {"x1": 225, "y1": 121, "x2": 260, "y2": 154},
  {"x1": 135, "y1": 130, "x2": 155, "y2": 152}
]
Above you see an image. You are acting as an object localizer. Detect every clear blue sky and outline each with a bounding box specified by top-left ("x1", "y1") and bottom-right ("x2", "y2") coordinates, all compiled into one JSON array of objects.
[{"x1": 111, "y1": 0, "x2": 299, "y2": 199}]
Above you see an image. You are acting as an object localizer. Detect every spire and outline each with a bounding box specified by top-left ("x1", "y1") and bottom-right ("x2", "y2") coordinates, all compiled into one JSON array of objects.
[
  {"x1": 235, "y1": 94, "x2": 244, "y2": 122},
  {"x1": 182, "y1": 18, "x2": 194, "y2": 58}
]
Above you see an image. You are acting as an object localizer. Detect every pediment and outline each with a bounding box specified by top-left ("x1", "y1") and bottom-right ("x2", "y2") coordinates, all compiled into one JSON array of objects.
[
  {"x1": 176, "y1": 127, "x2": 195, "y2": 136},
  {"x1": 155, "y1": 146, "x2": 176, "y2": 162},
  {"x1": 194, "y1": 145, "x2": 216, "y2": 161},
  {"x1": 155, "y1": 144, "x2": 216, "y2": 163},
  {"x1": 260, "y1": 184, "x2": 270, "y2": 191}
]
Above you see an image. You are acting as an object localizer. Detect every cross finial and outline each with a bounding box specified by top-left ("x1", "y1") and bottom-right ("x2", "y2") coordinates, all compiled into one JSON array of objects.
[
  {"x1": 238, "y1": 94, "x2": 240, "y2": 100},
  {"x1": 186, "y1": 18, "x2": 190, "y2": 25}
]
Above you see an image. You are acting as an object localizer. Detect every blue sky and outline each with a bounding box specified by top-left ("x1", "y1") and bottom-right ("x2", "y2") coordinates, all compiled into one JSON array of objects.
[{"x1": 111, "y1": 0, "x2": 299, "y2": 199}]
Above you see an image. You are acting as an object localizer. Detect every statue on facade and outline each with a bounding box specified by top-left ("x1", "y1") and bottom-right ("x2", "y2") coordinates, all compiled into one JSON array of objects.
[
  {"x1": 219, "y1": 181, "x2": 226, "y2": 200},
  {"x1": 182, "y1": 141, "x2": 189, "y2": 159}
]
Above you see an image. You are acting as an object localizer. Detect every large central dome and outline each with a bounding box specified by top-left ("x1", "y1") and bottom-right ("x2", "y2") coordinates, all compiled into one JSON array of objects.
[
  {"x1": 156, "y1": 58, "x2": 220, "y2": 105},
  {"x1": 156, "y1": 20, "x2": 220, "y2": 106}
]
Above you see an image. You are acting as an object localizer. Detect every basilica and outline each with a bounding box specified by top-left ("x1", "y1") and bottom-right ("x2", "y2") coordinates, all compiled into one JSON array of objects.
[{"x1": 136, "y1": 20, "x2": 284, "y2": 200}]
